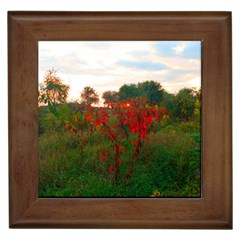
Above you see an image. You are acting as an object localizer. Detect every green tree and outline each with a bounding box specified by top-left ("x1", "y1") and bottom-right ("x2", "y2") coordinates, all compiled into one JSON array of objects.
[
  {"x1": 38, "y1": 68, "x2": 70, "y2": 105},
  {"x1": 174, "y1": 88, "x2": 196, "y2": 121},
  {"x1": 118, "y1": 84, "x2": 140, "y2": 101},
  {"x1": 161, "y1": 91, "x2": 175, "y2": 119},
  {"x1": 80, "y1": 86, "x2": 99, "y2": 106},
  {"x1": 138, "y1": 80, "x2": 164, "y2": 105},
  {"x1": 102, "y1": 90, "x2": 119, "y2": 104}
]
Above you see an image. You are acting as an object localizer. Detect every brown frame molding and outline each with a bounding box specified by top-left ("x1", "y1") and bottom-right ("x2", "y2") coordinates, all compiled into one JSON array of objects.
[{"x1": 8, "y1": 11, "x2": 232, "y2": 229}]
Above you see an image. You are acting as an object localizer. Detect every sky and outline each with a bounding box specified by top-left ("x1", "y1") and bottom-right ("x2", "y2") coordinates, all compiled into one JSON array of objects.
[{"x1": 38, "y1": 41, "x2": 201, "y2": 103}]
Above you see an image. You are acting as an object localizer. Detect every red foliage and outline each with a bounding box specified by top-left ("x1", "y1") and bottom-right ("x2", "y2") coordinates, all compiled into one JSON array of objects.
[
  {"x1": 85, "y1": 112, "x2": 91, "y2": 122},
  {"x1": 109, "y1": 165, "x2": 114, "y2": 172},
  {"x1": 159, "y1": 108, "x2": 168, "y2": 116},
  {"x1": 83, "y1": 98, "x2": 168, "y2": 183}
]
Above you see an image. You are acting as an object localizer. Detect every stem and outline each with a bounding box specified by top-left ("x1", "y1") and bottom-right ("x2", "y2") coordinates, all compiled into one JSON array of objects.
[
  {"x1": 114, "y1": 144, "x2": 120, "y2": 184},
  {"x1": 102, "y1": 122, "x2": 121, "y2": 184},
  {"x1": 102, "y1": 122, "x2": 118, "y2": 144},
  {"x1": 126, "y1": 139, "x2": 142, "y2": 180}
]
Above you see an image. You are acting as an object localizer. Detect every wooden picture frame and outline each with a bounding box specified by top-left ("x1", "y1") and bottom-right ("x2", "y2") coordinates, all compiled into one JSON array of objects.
[{"x1": 8, "y1": 11, "x2": 232, "y2": 229}]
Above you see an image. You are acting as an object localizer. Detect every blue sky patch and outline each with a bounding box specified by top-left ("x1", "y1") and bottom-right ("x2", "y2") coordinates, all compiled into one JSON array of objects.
[
  {"x1": 117, "y1": 60, "x2": 167, "y2": 71},
  {"x1": 153, "y1": 41, "x2": 201, "y2": 59}
]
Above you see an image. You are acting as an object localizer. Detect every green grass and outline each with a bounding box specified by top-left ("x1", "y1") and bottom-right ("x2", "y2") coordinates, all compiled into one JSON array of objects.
[{"x1": 38, "y1": 112, "x2": 201, "y2": 198}]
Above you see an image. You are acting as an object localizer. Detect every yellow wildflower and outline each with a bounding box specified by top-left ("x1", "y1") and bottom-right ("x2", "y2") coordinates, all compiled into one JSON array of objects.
[{"x1": 151, "y1": 190, "x2": 161, "y2": 197}]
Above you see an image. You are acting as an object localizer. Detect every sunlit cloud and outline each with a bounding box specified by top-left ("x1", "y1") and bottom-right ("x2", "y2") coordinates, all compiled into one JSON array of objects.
[{"x1": 39, "y1": 41, "x2": 201, "y2": 102}]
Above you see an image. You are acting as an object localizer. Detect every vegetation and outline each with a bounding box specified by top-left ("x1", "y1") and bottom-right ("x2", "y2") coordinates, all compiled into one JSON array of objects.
[
  {"x1": 39, "y1": 69, "x2": 70, "y2": 105},
  {"x1": 80, "y1": 86, "x2": 99, "y2": 106},
  {"x1": 38, "y1": 69, "x2": 201, "y2": 198},
  {"x1": 102, "y1": 90, "x2": 119, "y2": 104}
]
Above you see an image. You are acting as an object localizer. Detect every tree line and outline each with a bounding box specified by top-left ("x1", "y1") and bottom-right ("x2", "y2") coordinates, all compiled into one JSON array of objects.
[{"x1": 39, "y1": 69, "x2": 201, "y2": 122}]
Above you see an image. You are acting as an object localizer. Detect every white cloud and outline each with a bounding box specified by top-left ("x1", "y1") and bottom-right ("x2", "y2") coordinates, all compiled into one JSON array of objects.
[
  {"x1": 172, "y1": 42, "x2": 187, "y2": 54},
  {"x1": 39, "y1": 41, "x2": 201, "y2": 101},
  {"x1": 188, "y1": 77, "x2": 201, "y2": 87}
]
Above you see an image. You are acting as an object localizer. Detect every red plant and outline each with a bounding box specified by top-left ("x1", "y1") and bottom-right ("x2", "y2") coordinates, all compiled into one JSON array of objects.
[
  {"x1": 64, "y1": 104, "x2": 96, "y2": 162},
  {"x1": 85, "y1": 98, "x2": 168, "y2": 183}
]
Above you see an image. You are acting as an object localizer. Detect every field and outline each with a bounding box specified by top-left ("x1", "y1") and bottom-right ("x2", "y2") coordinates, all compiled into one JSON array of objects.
[{"x1": 38, "y1": 102, "x2": 201, "y2": 198}]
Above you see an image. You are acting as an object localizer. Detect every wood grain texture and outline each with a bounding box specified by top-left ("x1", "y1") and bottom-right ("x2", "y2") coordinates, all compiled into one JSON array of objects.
[{"x1": 8, "y1": 11, "x2": 232, "y2": 229}]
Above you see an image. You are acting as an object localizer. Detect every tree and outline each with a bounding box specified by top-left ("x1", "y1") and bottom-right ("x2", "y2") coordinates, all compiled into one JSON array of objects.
[
  {"x1": 174, "y1": 88, "x2": 196, "y2": 121},
  {"x1": 161, "y1": 91, "x2": 175, "y2": 118},
  {"x1": 38, "y1": 68, "x2": 70, "y2": 105},
  {"x1": 118, "y1": 84, "x2": 140, "y2": 101},
  {"x1": 193, "y1": 88, "x2": 201, "y2": 121},
  {"x1": 80, "y1": 86, "x2": 99, "y2": 106},
  {"x1": 102, "y1": 90, "x2": 119, "y2": 104},
  {"x1": 138, "y1": 80, "x2": 164, "y2": 105}
]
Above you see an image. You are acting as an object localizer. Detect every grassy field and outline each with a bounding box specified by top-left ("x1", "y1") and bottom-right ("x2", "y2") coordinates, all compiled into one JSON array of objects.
[{"x1": 38, "y1": 106, "x2": 201, "y2": 198}]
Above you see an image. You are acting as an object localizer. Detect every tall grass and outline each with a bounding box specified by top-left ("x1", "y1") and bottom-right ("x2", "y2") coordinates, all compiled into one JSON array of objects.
[{"x1": 38, "y1": 112, "x2": 201, "y2": 198}]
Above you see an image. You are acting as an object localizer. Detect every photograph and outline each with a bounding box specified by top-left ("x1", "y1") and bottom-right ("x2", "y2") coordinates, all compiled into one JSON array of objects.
[{"x1": 38, "y1": 41, "x2": 201, "y2": 198}]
